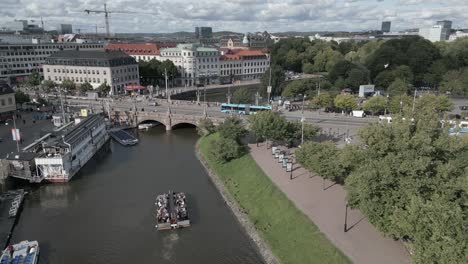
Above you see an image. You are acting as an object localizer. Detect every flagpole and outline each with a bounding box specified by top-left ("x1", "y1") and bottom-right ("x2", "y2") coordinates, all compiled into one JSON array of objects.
[{"x1": 12, "y1": 112, "x2": 20, "y2": 152}]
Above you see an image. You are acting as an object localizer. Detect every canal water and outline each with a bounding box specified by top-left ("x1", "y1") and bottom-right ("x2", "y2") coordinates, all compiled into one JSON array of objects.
[{"x1": 10, "y1": 126, "x2": 264, "y2": 264}]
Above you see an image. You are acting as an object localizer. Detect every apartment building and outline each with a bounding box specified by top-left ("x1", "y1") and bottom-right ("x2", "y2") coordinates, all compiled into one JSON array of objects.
[
  {"x1": 43, "y1": 50, "x2": 139, "y2": 95},
  {"x1": 220, "y1": 49, "x2": 269, "y2": 82},
  {"x1": 105, "y1": 43, "x2": 160, "y2": 62},
  {"x1": 0, "y1": 41, "x2": 104, "y2": 83}
]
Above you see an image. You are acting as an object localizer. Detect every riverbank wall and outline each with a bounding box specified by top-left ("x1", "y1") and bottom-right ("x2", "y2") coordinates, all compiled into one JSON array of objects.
[{"x1": 195, "y1": 140, "x2": 279, "y2": 264}]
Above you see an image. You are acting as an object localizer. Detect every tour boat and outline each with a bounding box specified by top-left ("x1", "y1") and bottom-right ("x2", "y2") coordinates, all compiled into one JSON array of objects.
[
  {"x1": 155, "y1": 190, "x2": 190, "y2": 230},
  {"x1": 0, "y1": 240, "x2": 39, "y2": 264}
]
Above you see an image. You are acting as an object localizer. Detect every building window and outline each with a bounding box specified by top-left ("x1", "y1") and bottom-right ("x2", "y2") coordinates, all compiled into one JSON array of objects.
[
  {"x1": 93, "y1": 78, "x2": 96, "y2": 83},
  {"x1": 103, "y1": 71, "x2": 106, "y2": 75},
  {"x1": 0, "y1": 99, "x2": 4, "y2": 106},
  {"x1": 8, "y1": 97, "x2": 13, "y2": 105}
]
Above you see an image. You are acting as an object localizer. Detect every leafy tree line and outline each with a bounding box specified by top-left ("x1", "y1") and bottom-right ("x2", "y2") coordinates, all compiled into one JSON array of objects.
[
  {"x1": 139, "y1": 59, "x2": 179, "y2": 87},
  {"x1": 295, "y1": 99, "x2": 467, "y2": 263},
  {"x1": 267, "y1": 37, "x2": 468, "y2": 97}
]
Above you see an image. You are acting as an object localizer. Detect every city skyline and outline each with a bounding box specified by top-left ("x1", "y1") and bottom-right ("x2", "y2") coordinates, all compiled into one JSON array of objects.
[{"x1": 1, "y1": 0, "x2": 468, "y2": 34}]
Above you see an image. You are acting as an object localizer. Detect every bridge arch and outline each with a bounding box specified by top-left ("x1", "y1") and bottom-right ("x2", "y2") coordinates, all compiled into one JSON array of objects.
[{"x1": 170, "y1": 121, "x2": 198, "y2": 130}]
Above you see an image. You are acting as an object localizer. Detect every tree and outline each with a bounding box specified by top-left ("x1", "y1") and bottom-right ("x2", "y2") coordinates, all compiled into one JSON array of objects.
[
  {"x1": 334, "y1": 94, "x2": 357, "y2": 112},
  {"x1": 232, "y1": 87, "x2": 252, "y2": 104},
  {"x1": 309, "y1": 92, "x2": 334, "y2": 110},
  {"x1": 26, "y1": 71, "x2": 41, "y2": 86},
  {"x1": 363, "y1": 95, "x2": 387, "y2": 115},
  {"x1": 197, "y1": 118, "x2": 216, "y2": 136},
  {"x1": 439, "y1": 68, "x2": 468, "y2": 96},
  {"x1": 302, "y1": 62, "x2": 315, "y2": 74},
  {"x1": 41, "y1": 80, "x2": 56, "y2": 92},
  {"x1": 217, "y1": 117, "x2": 246, "y2": 143},
  {"x1": 415, "y1": 94, "x2": 453, "y2": 114},
  {"x1": 388, "y1": 95, "x2": 412, "y2": 114},
  {"x1": 248, "y1": 111, "x2": 288, "y2": 143},
  {"x1": 61, "y1": 79, "x2": 76, "y2": 93},
  {"x1": 296, "y1": 141, "x2": 344, "y2": 183},
  {"x1": 79, "y1": 82, "x2": 93, "y2": 95},
  {"x1": 260, "y1": 64, "x2": 286, "y2": 97},
  {"x1": 283, "y1": 121, "x2": 320, "y2": 147},
  {"x1": 209, "y1": 137, "x2": 243, "y2": 163},
  {"x1": 15, "y1": 90, "x2": 30, "y2": 105},
  {"x1": 281, "y1": 79, "x2": 314, "y2": 98},
  {"x1": 97, "y1": 81, "x2": 111, "y2": 96},
  {"x1": 313, "y1": 47, "x2": 343, "y2": 72},
  {"x1": 387, "y1": 78, "x2": 409, "y2": 96}
]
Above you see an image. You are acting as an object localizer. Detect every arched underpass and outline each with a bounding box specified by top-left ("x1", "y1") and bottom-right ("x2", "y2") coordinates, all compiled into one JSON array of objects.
[{"x1": 171, "y1": 122, "x2": 197, "y2": 130}]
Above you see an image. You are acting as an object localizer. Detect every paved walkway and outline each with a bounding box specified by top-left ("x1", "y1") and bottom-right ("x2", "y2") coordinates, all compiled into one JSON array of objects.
[{"x1": 249, "y1": 143, "x2": 410, "y2": 264}]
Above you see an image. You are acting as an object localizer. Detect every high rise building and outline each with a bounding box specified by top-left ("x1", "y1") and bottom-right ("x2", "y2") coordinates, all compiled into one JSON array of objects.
[
  {"x1": 381, "y1": 21, "x2": 391, "y2": 33},
  {"x1": 436, "y1": 20, "x2": 452, "y2": 40},
  {"x1": 195, "y1": 27, "x2": 213, "y2": 39}
]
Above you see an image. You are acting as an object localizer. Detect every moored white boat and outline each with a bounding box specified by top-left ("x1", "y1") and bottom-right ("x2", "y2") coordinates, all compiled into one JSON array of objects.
[{"x1": 0, "y1": 240, "x2": 39, "y2": 264}]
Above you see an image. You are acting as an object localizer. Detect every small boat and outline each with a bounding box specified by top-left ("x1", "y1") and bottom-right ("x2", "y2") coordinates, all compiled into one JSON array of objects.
[
  {"x1": 155, "y1": 190, "x2": 190, "y2": 230},
  {"x1": 0, "y1": 240, "x2": 39, "y2": 264},
  {"x1": 109, "y1": 130, "x2": 139, "y2": 146},
  {"x1": 138, "y1": 123, "x2": 156, "y2": 130}
]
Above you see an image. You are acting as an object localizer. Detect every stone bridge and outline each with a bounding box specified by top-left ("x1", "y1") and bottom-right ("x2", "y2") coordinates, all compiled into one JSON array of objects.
[{"x1": 110, "y1": 109, "x2": 225, "y2": 131}]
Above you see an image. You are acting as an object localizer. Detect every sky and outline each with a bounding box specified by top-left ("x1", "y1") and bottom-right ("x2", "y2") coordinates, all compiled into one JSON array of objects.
[{"x1": 0, "y1": 0, "x2": 467, "y2": 34}]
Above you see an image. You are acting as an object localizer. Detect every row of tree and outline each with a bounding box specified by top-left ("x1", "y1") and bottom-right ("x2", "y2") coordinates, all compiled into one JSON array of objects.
[
  {"x1": 295, "y1": 102, "x2": 468, "y2": 263},
  {"x1": 139, "y1": 59, "x2": 179, "y2": 87},
  {"x1": 267, "y1": 37, "x2": 468, "y2": 97},
  {"x1": 200, "y1": 112, "x2": 321, "y2": 163},
  {"x1": 39, "y1": 80, "x2": 111, "y2": 96}
]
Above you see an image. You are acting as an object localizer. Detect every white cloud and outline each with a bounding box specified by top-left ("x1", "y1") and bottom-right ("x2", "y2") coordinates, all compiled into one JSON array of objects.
[{"x1": 0, "y1": 0, "x2": 466, "y2": 33}]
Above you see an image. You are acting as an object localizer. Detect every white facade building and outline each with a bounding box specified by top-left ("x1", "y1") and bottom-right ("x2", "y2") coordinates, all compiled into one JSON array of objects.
[
  {"x1": 418, "y1": 25, "x2": 449, "y2": 42},
  {"x1": 159, "y1": 44, "x2": 219, "y2": 86},
  {"x1": 449, "y1": 31, "x2": 468, "y2": 42},
  {"x1": 0, "y1": 42, "x2": 104, "y2": 82},
  {"x1": 43, "y1": 50, "x2": 139, "y2": 95},
  {"x1": 0, "y1": 81, "x2": 15, "y2": 115}
]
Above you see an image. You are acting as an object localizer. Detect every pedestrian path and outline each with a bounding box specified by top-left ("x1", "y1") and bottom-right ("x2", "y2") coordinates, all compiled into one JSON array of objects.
[{"x1": 249, "y1": 143, "x2": 410, "y2": 264}]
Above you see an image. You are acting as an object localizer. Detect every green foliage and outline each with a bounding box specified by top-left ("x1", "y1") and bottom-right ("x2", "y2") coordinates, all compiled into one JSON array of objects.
[
  {"x1": 296, "y1": 141, "x2": 345, "y2": 183},
  {"x1": 334, "y1": 94, "x2": 357, "y2": 111},
  {"x1": 197, "y1": 118, "x2": 216, "y2": 136},
  {"x1": 208, "y1": 137, "x2": 243, "y2": 163},
  {"x1": 366, "y1": 36, "x2": 441, "y2": 85},
  {"x1": 439, "y1": 68, "x2": 468, "y2": 96},
  {"x1": 362, "y1": 95, "x2": 387, "y2": 115},
  {"x1": 15, "y1": 90, "x2": 30, "y2": 105},
  {"x1": 217, "y1": 117, "x2": 246, "y2": 143},
  {"x1": 248, "y1": 111, "x2": 287, "y2": 142},
  {"x1": 232, "y1": 87, "x2": 251, "y2": 104},
  {"x1": 281, "y1": 79, "x2": 316, "y2": 98},
  {"x1": 313, "y1": 47, "x2": 343, "y2": 72},
  {"x1": 388, "y1": 95, "x2": 412, "y2": 114},
  {"x1": 260, "y1": 64, "x2": 286, "y2": 97},
  {"x1": 26, "y1": 71, "x2": 41, "y2": 86},
  {"x1": 414, "y1": 94, "x2": 453, "y2": 113},
  {"x1": 309, "y1": 92, "x2": 334, "y2": 110},
  {"x1": 97, "y1": 82, "x2": 111, "y2": 96},
  {"x1": 79, "y1": 82, "x2": 93, "y2": 95},
  {"x1": 387, "y1": 78, "x2": 409, "y2": 96},
  {"x1": 302, "y1": 62, "x2": 315, "y2": 74},
  {"x1": 283, "y1": 121, "x2": 320, "y2": 147},
  {"x1": 346, "y1": 41, "x2": 383, "y2": 65},
  {"x1": 328, "y1": 60, "x2": 369, "y2": 91},
  {"x1": 41, "y1": 80, "x2": 56, "y2": 92},
  {"x1": 344, "y1": 111, "x2": 468, "y2": 263},
  {"x1": 61, "y1": 79, "x2": 76, "y2": 91},
  {"x1": 139, "y1": 59, "x2": 178, "y2": 86}
]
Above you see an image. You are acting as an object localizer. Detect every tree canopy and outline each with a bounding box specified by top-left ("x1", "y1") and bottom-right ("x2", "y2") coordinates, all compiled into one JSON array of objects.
[{"x1": 232, "y1": 87, "x2": 252, "y2": 104}]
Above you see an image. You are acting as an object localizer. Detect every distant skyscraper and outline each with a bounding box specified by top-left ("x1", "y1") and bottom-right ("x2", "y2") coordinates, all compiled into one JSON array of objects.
[
  {"x1": 419, "y1": 25, "x2": 448, "y2": 42},
  {"x1": 436, "y1": 20, "x2": 452, "y2": 40},
  {"x1": 195, "y1": 27, "x2": 213, "y2": 39},
  {"x1": 381, "y1": 21, "x2": 391, "y2": 33}
]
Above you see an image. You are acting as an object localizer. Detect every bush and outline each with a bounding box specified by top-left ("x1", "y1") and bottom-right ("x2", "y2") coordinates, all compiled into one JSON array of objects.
[
  {"x1": 217, "y1": 117, "x2": 246, "y2": 143},
  {"x1": 197, "y1": 118, "x2": 216, "y2": 136},
  {"x1": 209, "y1": 137, "x2": 243, "y2": 163}
]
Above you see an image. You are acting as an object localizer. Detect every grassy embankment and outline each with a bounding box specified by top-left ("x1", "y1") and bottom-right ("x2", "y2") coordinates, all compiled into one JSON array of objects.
[{"x1": 199, "y1": 133, "x2": 350, "y2": 264}]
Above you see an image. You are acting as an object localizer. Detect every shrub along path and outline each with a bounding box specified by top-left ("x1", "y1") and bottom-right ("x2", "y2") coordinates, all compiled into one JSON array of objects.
[
  {"x1": 249, "y1": 143, "x2": 410, "y2": 264},
  {"x1": 199, "y1": 133, "x2": 350, "y2": 264}
]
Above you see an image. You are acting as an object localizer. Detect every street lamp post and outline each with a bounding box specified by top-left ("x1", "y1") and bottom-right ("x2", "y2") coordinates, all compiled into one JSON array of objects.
[
  {"x1": 301, "y1": 94, "x2": 307, "y2": 145},
  {"x1": 267, "y1": 53, "x2": 272, "y2": 105}
]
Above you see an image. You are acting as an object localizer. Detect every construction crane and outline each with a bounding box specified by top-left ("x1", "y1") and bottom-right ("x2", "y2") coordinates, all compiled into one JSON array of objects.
[{"x1": 84, "y1": 4, "x2": 155, "y2": 37}]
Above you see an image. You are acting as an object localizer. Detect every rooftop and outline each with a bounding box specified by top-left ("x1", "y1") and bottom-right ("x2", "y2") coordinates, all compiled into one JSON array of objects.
[
  {"x1": 0, "y1": 81, "x2": 14, "y2": 95},
  {"x1": 48, "y1": 50, "x2": 131, "y2": 60},
  {"x1": 106, "y1": 43, "x2": 160, "y2": 55}
]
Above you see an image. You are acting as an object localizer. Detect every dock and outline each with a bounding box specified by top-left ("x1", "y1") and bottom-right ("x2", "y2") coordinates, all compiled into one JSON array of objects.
[
  {"x1": 109, "y1": 129, "x2": 139, "y2": 146},
  {"x1": 155, "y1": 190, "x2": 190, "y2": 230},
  {"x1": 0, "y1": 189, "x2": 25, "y2": 248}
]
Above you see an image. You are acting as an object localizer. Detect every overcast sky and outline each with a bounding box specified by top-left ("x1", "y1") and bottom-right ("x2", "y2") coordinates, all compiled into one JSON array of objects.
[{"x1": 1, "y1": 0, "x2": 467, "y2": 33}]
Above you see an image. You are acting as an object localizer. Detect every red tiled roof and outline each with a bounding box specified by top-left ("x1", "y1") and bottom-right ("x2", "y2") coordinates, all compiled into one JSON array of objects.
[
  {"x1": 220, "y1": 54, "x2": 241, "y2": 61},
  {"x1": 105, "y1": 43, "x2": 160, "y2": 55},
  {"x1": 236, "y1": 50, "x2": 267, "y2": 57}
]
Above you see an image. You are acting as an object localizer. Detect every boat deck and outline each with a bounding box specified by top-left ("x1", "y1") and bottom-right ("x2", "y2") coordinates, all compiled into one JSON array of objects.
[
  {"x1": 109, "y1": 130, "x2": 138, "y2": 146},
  {"x1": 155, "y1": 190, "x2": 190, "y2": 230},
  {"x1": 0, "y1": 190, "x2": 25, "y2": 248}
]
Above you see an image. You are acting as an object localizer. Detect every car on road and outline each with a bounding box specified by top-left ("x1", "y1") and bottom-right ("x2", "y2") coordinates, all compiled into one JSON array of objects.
[{"x1": 148, "y1": 102, "x2": 158, "y2": 106}]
